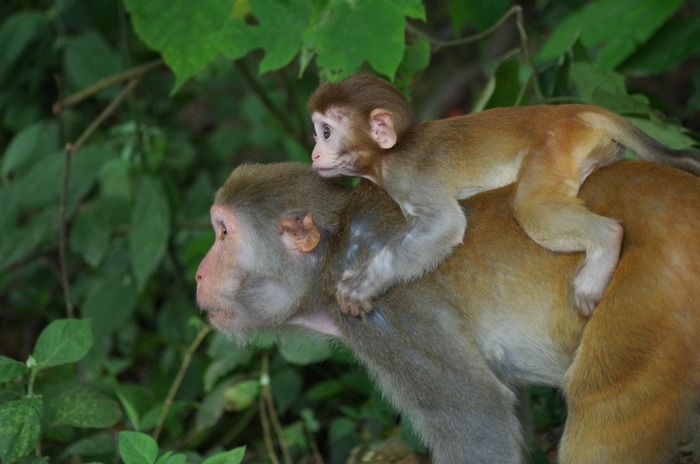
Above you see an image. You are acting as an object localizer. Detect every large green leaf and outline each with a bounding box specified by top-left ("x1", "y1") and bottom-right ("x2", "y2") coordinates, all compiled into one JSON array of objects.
[
  {"x1": 129, "y1": 175, "x2": 171, "y2": 291},
  {"x1": 123, "y1": 0, "x2": 231, "y2": 93},
  {"x1": 537, "y1": 0, "x2": 685, "y2": 69},
  {"x1": 0, "y1": 397, "x2": 43, "y2": 463},
  {"x1": 32, "y1": 319, "x2": 93, "y2": 368},
  {"x1": 305, "y1": 0, "x2": 407, "y2": 80},
  {"x1": 216, "y1": 0, "x2": 312, "y2": 74},
  {"x1": 46, "y1": 386, "x2": 122, "y2": 428},
  {"x1": 620, "y1": 15, "x2": 700, "y2": 76}
]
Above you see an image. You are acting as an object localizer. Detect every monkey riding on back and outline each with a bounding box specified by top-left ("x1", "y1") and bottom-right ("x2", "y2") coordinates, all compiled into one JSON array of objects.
[{"x1": 307, "y1": 73, "x2": 700, "y2": 317}]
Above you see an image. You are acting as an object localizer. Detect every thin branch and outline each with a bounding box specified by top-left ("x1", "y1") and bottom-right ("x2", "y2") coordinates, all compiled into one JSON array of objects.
[
  {"x1": 153, "y1": 324, "x2": 212, "y2": 441},
  {"x1": 66, "y1": 78, "x2": 140, "y2": 155},
  {"x1": 259, "y1": 375, "x2": 281, "y2": 464},
  {"x1": 53, "y1": 58, "x2": 163, "y2": 114},
  {"x1": 260, "y1": 352, "x2": 293, "y2": 464}
]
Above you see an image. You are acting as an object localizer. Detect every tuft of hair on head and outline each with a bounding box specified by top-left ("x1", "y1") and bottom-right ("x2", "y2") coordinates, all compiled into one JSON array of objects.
[{"x1": 307, "y1": 74, "x2": 416, "y2": 139}]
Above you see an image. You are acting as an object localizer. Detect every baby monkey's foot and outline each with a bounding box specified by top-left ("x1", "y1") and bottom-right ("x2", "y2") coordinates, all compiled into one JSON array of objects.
[{"x1": 337, "y1": 268, "x2": 378, "y2": 316}]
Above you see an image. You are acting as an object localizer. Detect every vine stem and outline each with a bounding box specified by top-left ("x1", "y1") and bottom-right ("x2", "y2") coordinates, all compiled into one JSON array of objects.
[
  {"x1": 152, "y1": 324, "x2": 212, "y2": 441},
  {"x1": 408, "y1": 5, "x2": 524, "y2": 52}
]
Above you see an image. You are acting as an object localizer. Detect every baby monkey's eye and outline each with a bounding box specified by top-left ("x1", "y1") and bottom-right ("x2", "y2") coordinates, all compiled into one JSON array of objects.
[{"x1": 323, "y1": 125, "x2": 332, "y2": 140}]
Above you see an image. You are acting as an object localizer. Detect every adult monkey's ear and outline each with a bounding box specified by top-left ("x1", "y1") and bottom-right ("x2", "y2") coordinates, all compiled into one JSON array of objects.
[
  {"x1": 278, "y1": 212, "x2": 321, "y2": 253},
  {"x1": 369, "y1": 109, "x2": 397, "y2": 149}
]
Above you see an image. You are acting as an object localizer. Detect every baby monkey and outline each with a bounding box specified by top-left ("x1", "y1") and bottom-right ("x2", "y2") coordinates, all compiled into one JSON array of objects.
[{"x1": 307, "y1": 74, "x2": 700, "y2": 317}]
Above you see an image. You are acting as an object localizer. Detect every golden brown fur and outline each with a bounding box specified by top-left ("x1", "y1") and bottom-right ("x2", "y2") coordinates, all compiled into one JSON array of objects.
[{"x1": 308, "y1": 74, "x2": 700, "y2": 317}]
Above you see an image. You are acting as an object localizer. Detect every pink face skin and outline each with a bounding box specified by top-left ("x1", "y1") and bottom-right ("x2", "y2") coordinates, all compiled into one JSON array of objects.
[
  {"x1": 195, "y1": 204, "x2": 253, "y2": 334},
  {"x1": 310, "y1": 110, "x2": 362, "y2": 178}
]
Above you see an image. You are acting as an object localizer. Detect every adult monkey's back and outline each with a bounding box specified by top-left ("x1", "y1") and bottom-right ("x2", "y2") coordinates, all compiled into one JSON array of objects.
[{"x1": 196, "y1": 161, "x2": 700, "y2": 463}]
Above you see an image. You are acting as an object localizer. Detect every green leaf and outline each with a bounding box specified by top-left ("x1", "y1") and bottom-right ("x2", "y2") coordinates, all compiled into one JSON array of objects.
[
  {"x1": 271, "y1": 368, "x2": 302, "y2": 415},
  {"x1": 81, "y1": 275, "x2": 138, "y2": 340},
  {"x1": 391, "y1": 0, "x2": 426, "y2": 21},
  {"x1": 0, "y1": 356, "x2": 28, "y2": 383},
  {"x1": 202, "y1": 446, "x2": 246, "y2": 464},
  {"x1": 536, "y1": 0, "x2": 685, "y2": 69},
  {"x1": 119, "y1": 431, "x2": 158, "y2": 464},
  {"x1": 480, "y1": 54, "x2": 527, "y2": 110},
  {"x1": 46, "y1": 386, "x2": 122, "y2": 428},
  {"x1": 216, "y1": 0, "x2": 312, "y2": 74},
  {"x1": 1, "y1": 120, "x2": 59, "y2": 177},
  {"x1": 11, "y1": 145, "x2": 115, "y2": 211},
  {"x1": 123, "y1": 0, "x2": 231, "y2": 93},
  {"x1": 0, "y1": 207, "x2": 58, "y2": 270},
  {"x1": 278, "y1": 336, "x2": 332, "y2": 365},
  {"x1": 400, "y1": 37, "x2": 431, "y2": 76},
  {"x1": 64, "y1": 31, "x2": 122, "y2": 96},
  {"x1": 305, "y1": 0, "x2": 406, "y2": 80},
  {"x1": 223, "y1": 380, "x2": 260, "y2": 411},
  {"x1": 156, "y1": 452, "x2": 187, "y2": 464},
  {"x1": 448, "y1": 0, "x2": 509, "y2": 32},
  {"x1": 0, "y1": 11, "x2": 47, "y2": 83},
  {"x1": 626, "y1": 117, "x2": 698, "y2": 151},
  {"x1": 32, "y1": 319, "x2": 93, "y2": 368},
  {"x1": 204, "y1": 348, "x2": 253, "y2": 392},
  {"x1": 69, "y1": 200, "x2": 116, "y2": 268},
  {"x1": 568, "y1": 62, "x2": 649, "y2": 114},
  {"x1": 129, "y1": 175, "x2": 171, "y2": 292},
  {"x1": 620, "y1": 15, "x2": 700, "y2": 76},
  {"x1": 0, "y1": 397, "x2": 43, "y2": 463}
]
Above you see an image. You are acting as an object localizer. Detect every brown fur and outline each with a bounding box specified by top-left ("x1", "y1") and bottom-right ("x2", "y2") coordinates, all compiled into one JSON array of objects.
[{"x1": 197, "y1": 161, "x2": 700, "y2": 463}]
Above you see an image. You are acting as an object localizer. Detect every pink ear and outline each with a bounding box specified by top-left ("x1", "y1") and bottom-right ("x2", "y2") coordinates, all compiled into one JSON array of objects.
[
  {"x1": 278, "y1": 212, "x2": 321, "y2": 253},
  {"x1": 369, "y1": 109, "x2": 397, "y2": 149}
]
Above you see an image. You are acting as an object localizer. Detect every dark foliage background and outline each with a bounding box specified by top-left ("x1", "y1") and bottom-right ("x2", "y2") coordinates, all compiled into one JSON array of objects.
[{"x1": 1, "y1": 0, "x2": 699, "y2": 463}]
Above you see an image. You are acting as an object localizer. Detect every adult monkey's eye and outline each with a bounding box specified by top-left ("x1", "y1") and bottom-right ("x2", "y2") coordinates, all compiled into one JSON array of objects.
[
  {"x1": 218, "y1": 223, "x2": 227, "y2": 241},
  {"x1": 323, "y1": 125, "x2": 332, "y2": 140}
]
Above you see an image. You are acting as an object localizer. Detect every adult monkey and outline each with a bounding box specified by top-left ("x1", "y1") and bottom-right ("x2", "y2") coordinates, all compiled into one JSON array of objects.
[{"x1": 196, "y1": 161, "x2": 700, "y2": 463}]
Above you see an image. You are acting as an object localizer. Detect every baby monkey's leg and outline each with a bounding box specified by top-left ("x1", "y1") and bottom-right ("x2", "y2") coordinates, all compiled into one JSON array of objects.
[{"x1": 512, "y1": 148, "x2": 622, "y2": 316}]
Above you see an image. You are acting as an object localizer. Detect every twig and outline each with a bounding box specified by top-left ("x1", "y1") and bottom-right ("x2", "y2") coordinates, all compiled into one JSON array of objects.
[
  {"x1": 306, "y1": 426, "x2": 325, "y2": 464},
  {"x1": 53, "y1": 58, "x2": 163, "y2": 114},
  {"x1": 66, "y1": 78, "x2": 141, "y2": 155},
  {"x1": 408, "y1": 5, "x2": 523, "y2": 52},
  {"x1": 261, "y1": 352, "x2": 293, "y2": 464},
  {"x1": 259, "y1": 385, "x2": 281, "y2": 464},
  {"x1": 153, "y1": 324, "x2": 212, "y2": 441},
  {"x1": 408, "y1": 5, "x2": 544, "y2": 102}
]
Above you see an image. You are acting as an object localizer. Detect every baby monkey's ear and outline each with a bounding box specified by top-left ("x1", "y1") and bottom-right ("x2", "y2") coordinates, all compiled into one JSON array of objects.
[{"x1": 369, "y1": 109, "x2": 397, "y2": 149}]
